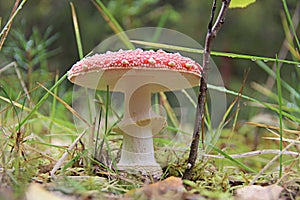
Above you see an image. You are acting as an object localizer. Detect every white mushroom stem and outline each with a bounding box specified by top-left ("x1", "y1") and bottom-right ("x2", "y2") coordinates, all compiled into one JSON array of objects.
[
  {"x1": 118, "y1": 126, "x2": 159, "y2": 167},
  {"x1": 117, "y1": 86, "x2": 163, "y2": 172},
  {"x1": 124, "y1": 86, "x2": 152, "y2": 122}
]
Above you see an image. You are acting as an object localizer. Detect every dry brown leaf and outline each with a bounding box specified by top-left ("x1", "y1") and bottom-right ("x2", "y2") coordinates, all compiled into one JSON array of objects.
[
  {"x1": 235, "y1": 184, "x2": 283, "y2": 200},
  {"x1": 123, "y1": 176, "x2": 186, "y2": 200}
]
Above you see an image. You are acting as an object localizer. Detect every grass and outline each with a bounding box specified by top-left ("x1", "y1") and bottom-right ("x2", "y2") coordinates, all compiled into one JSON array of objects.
[{"x1": 0, "y1": 0, "x2": 300, "y2": 199}]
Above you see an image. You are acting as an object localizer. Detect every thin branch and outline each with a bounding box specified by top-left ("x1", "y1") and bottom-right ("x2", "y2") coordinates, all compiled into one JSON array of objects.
[
  {"x1": 0, "y1": 62, "x2": 15, "y2": 74},
  {"x1": 208, "y1": 0, "x2": 218, "y2": 32},
  {"x1": 183, "y1": 0, "x2": 231, "y2": 180},
  {"x1": 14, "y1": 62, "x2": 31, "y2": 101}
]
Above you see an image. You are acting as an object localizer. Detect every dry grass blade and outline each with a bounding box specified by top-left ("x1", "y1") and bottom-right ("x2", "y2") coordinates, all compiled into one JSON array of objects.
[
  {"x1": 0, "y1": 62, "x2": 31, "y2": 101},
  {"x1": 91, "y1": 0, "x2": 134, "y2": 49},
  {"x1": 0, "y1": 95, "x2": 31, "y2": 113},
  {"x1": 37, "y1": 82, "x2": 90, "y2": 127},
  {"x1": 70, "y1": 2, "x2": 83, "y2": 59},
  {"x1": 159, "y1": 92, "x2": 179, "y2": 128},
  {"x1": 247, "y1": 121, "x2": 300, "y2": 135},
  {"x1": 263, "y1": 137, "x2": 300, "y2": 144},
  {"x1": 91, "y1": 1, "x2": 119, "y2": 36},
  {"x1": 249, "y1": 136, "x2": 300, "y2": 185},
  {"x1": 0, "y1": 0, "x2": 27, "y2": 50},
  {"x1": 265, "y1": 2, "x2": 300, "y2": 89},
  {"x1": 0, "y1": 61, "x2": 15, "y2": 74},
  {"x1": 13, "y1": 62, "x2": 31, "y2": 101}
]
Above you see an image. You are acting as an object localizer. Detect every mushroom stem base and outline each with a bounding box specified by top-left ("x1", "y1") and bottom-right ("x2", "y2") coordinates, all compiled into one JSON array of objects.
[
  {"x1": 117, "y1": 164, "x2": 162, "y2": 177},
  {"x1": 117, "y1": 133, "x2": 162, "y2": 176}
]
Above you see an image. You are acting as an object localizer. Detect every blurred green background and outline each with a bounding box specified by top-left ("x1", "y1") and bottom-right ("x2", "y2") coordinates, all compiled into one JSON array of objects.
[{"x1": 0, "y1": 0, "x2": 299, "y2": 93}]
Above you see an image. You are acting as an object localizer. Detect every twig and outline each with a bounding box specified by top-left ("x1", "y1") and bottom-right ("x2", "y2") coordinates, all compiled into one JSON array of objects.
[
  {"x1": 205, "y1": 149, "x2": 300, "y2": 159},
  {"x1": 0, "y1": 62, "x2": 31, "y2": 101},
  {"x1": 183, "y1": 0, "x2": 231, "y2": 180},
  {"x1": 13, "y1": 62, "x2": 31, "y2": 101},
  {"x1": 249, "y1": 136, "x2": 300, "y2": 185},
  {"x1": 0, "y1": 62, "x2": 15, "y2": 74},
  {"x1": 50, "y1": 128, "x2": 88, "y2": 177}
]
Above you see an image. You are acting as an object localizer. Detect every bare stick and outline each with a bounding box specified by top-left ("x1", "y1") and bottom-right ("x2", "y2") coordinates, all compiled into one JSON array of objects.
[{"x1": 183, "y1": 0, "x2": 231, "y2": 180}]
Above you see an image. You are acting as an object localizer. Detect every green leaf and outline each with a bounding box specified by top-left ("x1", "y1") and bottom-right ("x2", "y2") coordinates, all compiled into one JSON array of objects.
[{"x1": 229, "y1": 0, "x2": 256, "y2": 8}]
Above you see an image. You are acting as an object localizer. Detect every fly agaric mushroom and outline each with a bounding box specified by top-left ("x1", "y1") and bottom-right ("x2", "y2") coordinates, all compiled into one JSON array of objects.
[{"x1": 68, "y1": 49, "x2": 202, "y2": 176}]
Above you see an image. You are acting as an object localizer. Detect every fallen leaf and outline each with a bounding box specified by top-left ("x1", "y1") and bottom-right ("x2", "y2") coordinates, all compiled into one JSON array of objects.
[
  {"x1": 235, "y1": 184, "x2": 283, "y2": 200},
  {"x1": 123, "y1": 176, "x2": 186, "y2": 200}
]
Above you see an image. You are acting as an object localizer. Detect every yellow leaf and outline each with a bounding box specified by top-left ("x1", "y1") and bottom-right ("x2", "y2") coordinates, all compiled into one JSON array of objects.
[{"x1": 229, "y1": 0, "x2": 257, "y2": 8}]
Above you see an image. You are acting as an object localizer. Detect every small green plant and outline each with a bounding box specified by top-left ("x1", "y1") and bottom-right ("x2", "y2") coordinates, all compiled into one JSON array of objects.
[{"x1": 3, "y1": 25, "x2": 59, "y2": 92}]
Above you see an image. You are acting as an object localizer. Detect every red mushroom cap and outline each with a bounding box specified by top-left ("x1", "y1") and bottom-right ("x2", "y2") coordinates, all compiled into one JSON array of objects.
[{"x1": 68, "y1": 49, "x2": 202, "y2": 92}]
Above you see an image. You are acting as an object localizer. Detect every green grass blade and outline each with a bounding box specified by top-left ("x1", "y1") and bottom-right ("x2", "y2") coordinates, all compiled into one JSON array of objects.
[
  {"x1": 130, "y1": 40, "x2": 300, "y2": 65},
  {"x1": 94, "y1": 106, "x2": 102, "y2": 158},
  {"x1": 0, "y1": 94, "x2": 76, "y2": 133},
  {"x1": 62, "y1": 153, "x2": 81, "y2": 172},
  {"x1": 27, "y1": 140, "x2": 68, "y2": 150},
  {"x1": 92, "y1": 0, "x2": 134, "y2": 50},
  {"x1": 17, "y1": 73, "x2": 68, "y2": 131},
  {"x1": 105, "y1": 86, "x2": 110, "y2": 134},
  {"x1": 211, "y1": 145, "x2": 257, "y2": 173},
  {"x1": 0, "y1": 86, "x2": 21, "y2": 126},
  {"x1": 255, "y1": 60, "x2": 300, "y2": 99},
  {"x1": 49, "y1": 72, "x2": 59, "y2": 141},
  {"x1": 70, "y1": 2, "x2": 94, "y2": 126},
  {"x1": 276, "y1": 56, "x2": 283, "y2": 178},
  {"x1": 281, "y1": 0, "x2": 300, "y2": 50},
  {"x1": 208, "y1": 84, "x2": 300, "y2": 123},
  {"x1": 70, "y1": 2, "x2": 84, "y2": 59}
]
